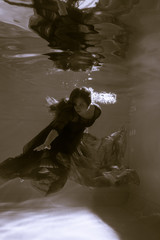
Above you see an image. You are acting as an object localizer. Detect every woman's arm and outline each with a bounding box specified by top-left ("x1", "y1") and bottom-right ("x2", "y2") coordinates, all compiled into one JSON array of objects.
[
  {"x1": 34, "y1": 129, "x2": 58, "y2": 151},
  {"x1": 44, "y1": 129, "x2": 59, "y2": 146}
]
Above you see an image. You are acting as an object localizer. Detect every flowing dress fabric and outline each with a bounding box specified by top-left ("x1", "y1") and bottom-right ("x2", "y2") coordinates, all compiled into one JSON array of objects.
[
  {"x1": 0, "y1": 104, "x2": 139, "y2": 195},
  {"x1": 69, "y1": 129, "x2": 140, "y2": 187},
  {"x1": 0, "y1": 105, "x2": 102, "y2": 195}
]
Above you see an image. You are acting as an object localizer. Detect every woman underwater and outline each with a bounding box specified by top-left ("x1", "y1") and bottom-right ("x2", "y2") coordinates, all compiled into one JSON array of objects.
[{"x1": 0, "y1": 87, "x2": 139, "y2": 195}]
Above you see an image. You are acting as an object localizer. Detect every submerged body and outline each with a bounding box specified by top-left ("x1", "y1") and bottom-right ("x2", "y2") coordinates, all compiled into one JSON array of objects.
[
  {"x1": 0, "y1": 87, "x2": 139, "y2": 195},
  {"x1": 0, "y1": 95, "x2": 102, "y2": 194},
  {"x1": 0, "y1": 121, "x2": 139, "y2": 195}
]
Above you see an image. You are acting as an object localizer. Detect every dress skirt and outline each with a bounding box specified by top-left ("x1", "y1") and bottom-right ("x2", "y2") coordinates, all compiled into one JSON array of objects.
[{"x1": 0, "y1": 125, "x2": 140, "y2": 195}]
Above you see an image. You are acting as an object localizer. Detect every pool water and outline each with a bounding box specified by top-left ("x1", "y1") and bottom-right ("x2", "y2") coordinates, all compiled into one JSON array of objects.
[{"x1": 0, "y1": 0, "x2": 160, "y2": 239}]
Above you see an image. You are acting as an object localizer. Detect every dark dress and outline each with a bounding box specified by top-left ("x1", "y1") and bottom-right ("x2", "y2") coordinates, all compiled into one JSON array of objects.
[{"x1": 0, "y1": 105, "x2": 101, "y2": 195}]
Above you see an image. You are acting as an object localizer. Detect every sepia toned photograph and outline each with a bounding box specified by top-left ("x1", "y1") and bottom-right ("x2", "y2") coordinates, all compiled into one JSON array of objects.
[{"x1": 0, "y1": 0, "x2": 160, "y2": 239}]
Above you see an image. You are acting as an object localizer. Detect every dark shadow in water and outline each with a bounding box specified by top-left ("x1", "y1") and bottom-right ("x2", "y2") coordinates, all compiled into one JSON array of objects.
[
  {"x1": 29, "y1": 0, "x2": 105, "y2": 71},
  {"x1": 4, "y1": 0, "x2": 139, "y2": 71}
]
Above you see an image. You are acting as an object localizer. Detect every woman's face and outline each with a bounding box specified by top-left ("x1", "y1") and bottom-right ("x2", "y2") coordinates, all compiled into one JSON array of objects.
[{"x1": 74, "y1": 97, "x2": 89, "y2": 115}]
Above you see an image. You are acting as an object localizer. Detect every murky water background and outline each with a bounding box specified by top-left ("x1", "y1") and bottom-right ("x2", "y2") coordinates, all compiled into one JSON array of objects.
[{"x1": 0, "y1": 0, "x2": 160, "y2": 239}]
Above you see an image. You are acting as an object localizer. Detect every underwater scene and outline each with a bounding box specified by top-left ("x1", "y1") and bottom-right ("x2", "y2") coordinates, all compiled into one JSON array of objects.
[{"x1": 0, "y1": 0, "x2": 160, "y2": 239}]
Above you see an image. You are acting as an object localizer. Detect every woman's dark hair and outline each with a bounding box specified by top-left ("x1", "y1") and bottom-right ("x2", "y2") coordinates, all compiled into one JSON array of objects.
[
  {"x1": 47, "y1": 87, "x2": 92, "y2": 123},
  {"x1": 69, "y1": 87, "x2": 92, "y2": 106}
]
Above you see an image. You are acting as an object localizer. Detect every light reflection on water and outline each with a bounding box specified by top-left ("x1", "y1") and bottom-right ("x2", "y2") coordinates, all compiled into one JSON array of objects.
[
  {"x1": 0, "y1": 206, "x2": 120, "y2": 240},
  {"x1": 0, "y1": 180, "x2": 122, "y2": 240},
  {"x1": 0, "y1": 0, "x2": 132, "y2": 72}
]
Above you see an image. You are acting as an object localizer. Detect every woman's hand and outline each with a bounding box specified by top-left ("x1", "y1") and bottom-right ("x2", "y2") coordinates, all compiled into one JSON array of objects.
[
  {"x1": 34, "y1": 144, "x2": 51, "y2": 151},
  {"x1": 34, "y1": 130, "x2": 57, "y2": 151}
]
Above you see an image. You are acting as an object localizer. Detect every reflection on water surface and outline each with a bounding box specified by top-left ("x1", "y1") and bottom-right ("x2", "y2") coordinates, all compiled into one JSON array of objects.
[{"x1": 2, "y1": 0, "x2": 139, "y2": 72}]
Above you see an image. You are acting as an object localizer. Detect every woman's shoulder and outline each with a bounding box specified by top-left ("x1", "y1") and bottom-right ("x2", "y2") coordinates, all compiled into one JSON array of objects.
[
  {"x1": 93, "y1": 103, "x2": 101, "y2": 118},
  {"x1": 93, "y1": 103, "x2": 101, "y2": 110}
]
